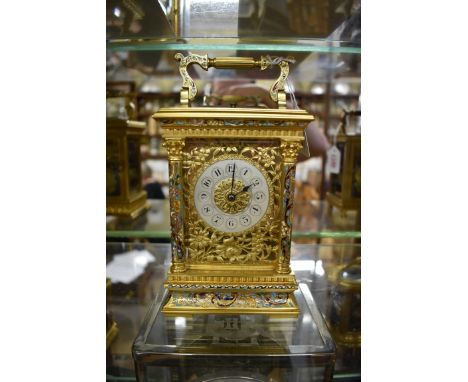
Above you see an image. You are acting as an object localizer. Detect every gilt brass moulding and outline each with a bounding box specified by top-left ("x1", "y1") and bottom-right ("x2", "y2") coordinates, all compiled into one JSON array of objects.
[{"x1": 155, "y1": 53, "x2": 314, "y2": 316}]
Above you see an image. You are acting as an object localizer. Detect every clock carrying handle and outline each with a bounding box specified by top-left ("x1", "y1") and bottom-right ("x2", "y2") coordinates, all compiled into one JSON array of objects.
[{"x1": 174, "y1": 53, "x2": 292, "y2": 109}]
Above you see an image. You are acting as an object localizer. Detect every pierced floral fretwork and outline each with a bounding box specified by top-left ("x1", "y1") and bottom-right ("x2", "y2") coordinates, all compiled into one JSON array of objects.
[{"x1": 183, "y1": 142, "x2": 282, "y2": 265}]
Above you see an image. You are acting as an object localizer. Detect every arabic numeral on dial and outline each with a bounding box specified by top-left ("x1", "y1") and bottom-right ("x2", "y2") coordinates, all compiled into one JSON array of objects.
[
  {"x1": 212, "y1": 214, "x2": 224, "y2": 226},
  {"x1": 226, "y1": 218, "x2": 237, "y2": 229},
  {"x1": 250, "y1": 205, "x2": 261, "y2": 216},
  {"x1": 226, "y1": 163, "x2": 237, "y2": 174},
  {"x1": 202, "y1": 205, "x2": 213, "y2": 216},
  {"x1": 251, "y1": 178, "x2": 261, "y2": 187},
  {"x1": 254, "y1": 191, "x2": 265, "y2": 201},
  {"x1": 241, "y1": 167, "x2": 251, "y2": 178},
  {"x1": 212, "y1": 167, "x2": 223, "y2": 178},
  {"x1": 199, "y1": 192, "x2": 209, "y2": 201},
  {"x1": 201, "y1": 177, "x2": 212, "y2": 188},
  {"x1": 240, "y1": 215, "x2": 251, "y2": 226}
]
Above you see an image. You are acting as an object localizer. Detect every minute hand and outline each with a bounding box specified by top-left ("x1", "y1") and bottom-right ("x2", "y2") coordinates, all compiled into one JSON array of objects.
[{"x1": 230, "y1": 163, "x2": 236, "y2": 193}]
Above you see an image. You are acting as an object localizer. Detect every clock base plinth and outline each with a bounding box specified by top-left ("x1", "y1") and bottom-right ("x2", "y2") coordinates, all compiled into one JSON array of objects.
[
  {"x1": 106, "y1": 192, "x2": 150, "y2": 220},
  {"x1": 162, "y1": 291, "x2": 299, "y2": 317}
]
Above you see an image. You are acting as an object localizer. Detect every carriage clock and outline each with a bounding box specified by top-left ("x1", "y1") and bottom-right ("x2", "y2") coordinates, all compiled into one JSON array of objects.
[
  {"x1": 106, "y1": 98, "x2": 150, "y2": 219},
  {"x1": 328, "y1": 257, "x2": 361, "y2": 347},
  {"x1": 153, "y1": 54, "x2": 314, "y2": 316},
  {"x1": 327, "y1": 110, "x2": 361, "y2": 212}
]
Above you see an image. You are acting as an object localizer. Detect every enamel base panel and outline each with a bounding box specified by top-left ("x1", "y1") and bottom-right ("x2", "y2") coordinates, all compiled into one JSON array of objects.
[{"x1": 162, "y1": 291, "x2": 299, "y2": 317}]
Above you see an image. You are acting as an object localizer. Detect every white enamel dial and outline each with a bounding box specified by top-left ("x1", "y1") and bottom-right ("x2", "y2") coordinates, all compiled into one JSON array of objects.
[{"x1": 194, "y1": 159, "x2": 269, "y2": 233}]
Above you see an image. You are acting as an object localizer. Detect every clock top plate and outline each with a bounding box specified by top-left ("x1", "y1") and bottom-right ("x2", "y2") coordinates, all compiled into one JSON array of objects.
[{"x1": 153, "y1": 107, "x2": 315, "y2": 123}]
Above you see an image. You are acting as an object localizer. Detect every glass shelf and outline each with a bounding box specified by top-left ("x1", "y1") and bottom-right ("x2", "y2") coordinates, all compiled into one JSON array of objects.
[
  {"x1": 106, "y1": 242, "x2": 361, "y2": 381},
  {"x1": 107, "y1": 38, "x2": 360, "y2": 54},
  {"x1": 106, "y1": 200, "x2": 361, "y2": 240},
  {"x1": 107, "y1": 0, "x2": 361, "y2": 54}
]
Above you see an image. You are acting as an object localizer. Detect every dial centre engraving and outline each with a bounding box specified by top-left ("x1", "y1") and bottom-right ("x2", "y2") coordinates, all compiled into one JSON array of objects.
[{"x1": 214, "y1": 179, "x2": 250, "y2": 214}]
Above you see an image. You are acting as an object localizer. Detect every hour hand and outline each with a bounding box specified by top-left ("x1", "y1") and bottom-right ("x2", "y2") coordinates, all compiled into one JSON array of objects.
[{"x1": 234, "y1": 183, "x2": 253, "y2": 196}]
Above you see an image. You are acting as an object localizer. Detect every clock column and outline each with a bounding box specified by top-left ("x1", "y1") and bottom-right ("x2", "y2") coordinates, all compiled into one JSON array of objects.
[
  {"x1": 277, "y1": 140, "x2": 303, "y2": 274},
  {"x1": 165, "y1": 138, "x2": 187, "y2": 273}
]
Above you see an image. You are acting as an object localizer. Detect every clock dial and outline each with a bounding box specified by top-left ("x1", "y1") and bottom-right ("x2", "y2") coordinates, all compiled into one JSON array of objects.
[{"x1": 194, "y1": 158, "x2": 270, "y2": 233}]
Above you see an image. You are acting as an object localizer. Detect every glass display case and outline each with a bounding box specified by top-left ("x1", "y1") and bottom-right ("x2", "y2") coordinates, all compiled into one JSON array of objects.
[
  {"x1": 106, "y1": 242, "x2": 361, "y2": 381},
  {"x1": 133, "y1": 283, "x2": 335, "y2": 382},
  {"x1": 106, "y1": 1, "x2": 361, "y2": 380}
]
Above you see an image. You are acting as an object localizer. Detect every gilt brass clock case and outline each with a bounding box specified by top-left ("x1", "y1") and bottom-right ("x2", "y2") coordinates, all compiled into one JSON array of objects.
[
  {"x1": 154, "y1": 54, "x2": 314, "y2": 316},
  {"x1": 327, "y1": 110, "x2": 361, "y2": 213},
  {"x1": 106, "y1": 118, "x2": 150, "y2": 219}
]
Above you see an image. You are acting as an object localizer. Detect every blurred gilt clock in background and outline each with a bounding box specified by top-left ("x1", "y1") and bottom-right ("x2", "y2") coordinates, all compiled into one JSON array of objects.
[
  {"x1": 153, "y1": 53, "x2": 314, "y2": 316},
  {"x1": 106, "y1": 97, "x2": 150, "y2": 219},
  {"x1": 327, "y1": 109, "x2": 361, "y2": 230}
]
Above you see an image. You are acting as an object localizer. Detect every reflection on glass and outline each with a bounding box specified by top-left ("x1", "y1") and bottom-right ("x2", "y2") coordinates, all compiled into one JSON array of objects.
[
  {"x1": 330, "y1": 141, "x2": 345, "y2": 195},
  {"x1": 106, "y1": 0, "x2": 361, "y2": 42},
  {"x1": 352, "y1": 154, "x2": 360, "y2": 198},
  {"x1": 106, "y1": 138, "x2": 121, "y2": 197},
  {"x1": 127, "y1": 137, "x2": 141, "y2": 195}
]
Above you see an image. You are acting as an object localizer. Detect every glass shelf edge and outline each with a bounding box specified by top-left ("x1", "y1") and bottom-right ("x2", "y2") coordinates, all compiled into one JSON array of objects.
[
  {"x1": 106, "y1": 231, "x2": 169, "y2": 238},
  {"x1": 106, "y1": 376, "x2": 135, "y2": 382},
  {"x1": 106, "y1": 230, "x2": 361, "y2": 239},
  {"x1": 333, "y1": 371, "x2": 362, "y2": 380},
  {"x1": 293, "y1": 231, "x2": 361, "y2": 239},
  {"x1": 107, "y1": 40, "x2": 360, "y2": 54}
]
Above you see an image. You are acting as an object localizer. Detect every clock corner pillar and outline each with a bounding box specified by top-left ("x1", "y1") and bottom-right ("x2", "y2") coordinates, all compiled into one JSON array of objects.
[
  {"x1": 276, "y1": 139, "x2": 303, "y2": 274},
  {"x1": 164, "y1": 138, "x2": 187, "y2": 273}
]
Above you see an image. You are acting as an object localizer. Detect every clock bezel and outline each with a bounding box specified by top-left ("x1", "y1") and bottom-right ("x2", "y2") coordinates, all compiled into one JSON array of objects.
[{"x1": 189, "y1": 153, "x2": 276, "y2": 237}]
